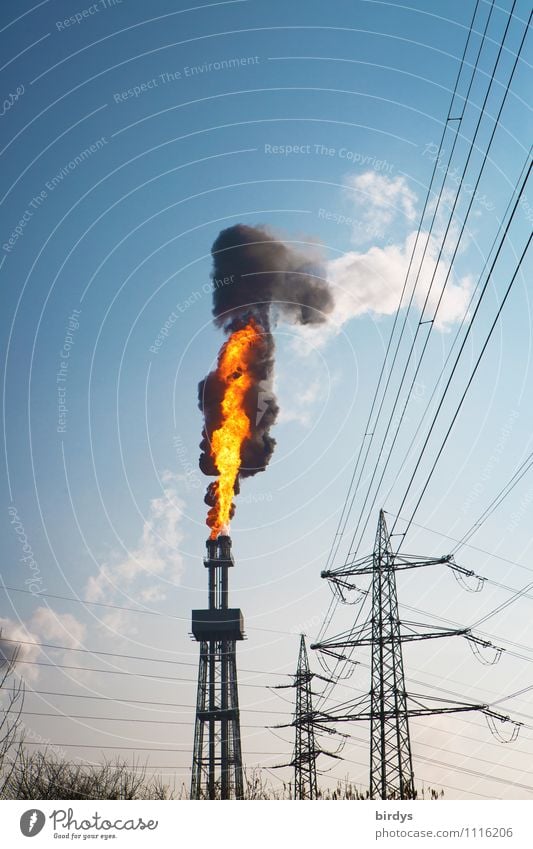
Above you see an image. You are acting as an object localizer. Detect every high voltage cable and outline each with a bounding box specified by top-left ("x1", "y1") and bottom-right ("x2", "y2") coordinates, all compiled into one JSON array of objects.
[
  {"x1": 313, "y1": 599, "x2": 373, "y2": 712},
  {"x1": 349, "y1": 2, "x2": 530, "y2": 560},
  {"x1": 2, "y1": 688, "x2": 289, "y2": 714},
  {"x1": 11, "y1": 698, "x2": 533, "y2": 792},
  {"x1": 340, "y1": 0, "x2": 496, "y2": 564},
  {"x1": 11, "y1": 686, "x2": 533, "y2": 785},
  {"x1": 320, "y1": 0, "x2": 486, "y2": 574},
  {"x1": 6, "y1": 658, "x2": 274, "y2": 687},
  {"x1": 339, "y1": 749, "x2": 533, "y2": 795},
  {"x1": 340, "y1": 735, "x2": 532, "y2": 782},
  {"x1": 268, "y1": 755, "x2": 496, "y2": 799},
  {"x1": 4, "y1": 566, "x2": 533, "y2": 650},
  {"x1": 344, "y1": 0, "x2": 504, "y2": 558},
  {"x1": 11, "y1": 711, "x2": 266, "y2": 729},
  {"x1": 314, "y1": 2, "x2": 509, "y2": 700},
  {"x1": 4, "y1": 579, "x2": 533, "y2": 698},
  {"x1": 19, "y1": 741, "x2": 286, "y2": 754},
  {"x1": 16, "y1": 743, "x2": 533, "y2": 793},
  {"x1": 0, "y1": 582, "x2": 294, "y2": 636},
  {"x1": 397, "y1": 598, "x2": 533, "y2": 662},
  {"x1": 380, "y1": 146, "x2": 533, "y2": 512},
  {"x1": 12, "y1": 610, "x2": 533, "y2": 705},
  {"x1": 0, "y1": 636, "x2": 290, "y2": 677},
  {"x1": 314, "y1": 0, "x2": 486, "y2": 646},
  {"x1": 385, "y1": 512, "x2": 533, "y2": 575},
  {"x1": 15, "y1": 620, "x2": 533, "y2": 728},
  {"x1": 470, "y1": 580, "x2": 533, "y2": 629},
  {"x1": 13, "y1": 714, "x2": 533, "y2": 774},
  {"x1": 449, "y1": 445, "x2": 533, "y2": 555},
  {"x1": 392, "y1": 224, "x2": 532, "y2": 548},
  {"x1": 19, "y1": 701, "x2": 533, "y2": 745}
]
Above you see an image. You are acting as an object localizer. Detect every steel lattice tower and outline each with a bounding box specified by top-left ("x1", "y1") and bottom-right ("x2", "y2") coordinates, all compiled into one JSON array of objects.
[
  {"x1": 191, "y1": 536, "x2": 244, "y2": 799},
  {"x1": 312, "y1": 510, "x2": 516, "y2": 799},
  {"x1": 273, "y1": 634, "x2": 342, "y2": 799},
  {"x1": 370, "y1": 510, "x2": 414, "y2": 799},
  {"x1": 293, "y1": 635, "x2": 319, "y2": 799}
]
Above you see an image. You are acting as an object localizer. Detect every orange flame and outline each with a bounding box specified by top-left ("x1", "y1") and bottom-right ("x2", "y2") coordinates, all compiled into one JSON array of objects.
[{"x1": 207, "y1": 319, "x2": 264, "y2": 538}]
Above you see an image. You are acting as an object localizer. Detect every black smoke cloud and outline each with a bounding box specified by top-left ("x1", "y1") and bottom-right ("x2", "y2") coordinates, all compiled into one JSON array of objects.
[
  {"x1": 210, "y1": 224, "x2": 333, "y2": 330},
  {"x1": 198, "y1": 224, "x2": 333, "y2": 508}
]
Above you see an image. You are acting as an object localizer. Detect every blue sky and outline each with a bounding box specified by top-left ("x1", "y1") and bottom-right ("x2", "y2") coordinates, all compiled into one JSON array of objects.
[{"x1": 1, "y1": 0, "x2": 532, "y2": 798}]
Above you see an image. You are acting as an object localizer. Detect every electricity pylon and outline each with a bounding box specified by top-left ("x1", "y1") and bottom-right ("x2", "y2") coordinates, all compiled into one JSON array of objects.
[
  {"x1": 312, "y1": 510, "x2": 518, "y2": 799},
  {"x1": 272, "y1": 634, "x2": 343, "y2": 799}
]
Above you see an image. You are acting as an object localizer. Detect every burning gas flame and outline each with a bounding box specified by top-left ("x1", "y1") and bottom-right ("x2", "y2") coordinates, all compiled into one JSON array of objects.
[
  {"x1": 206, "y1": 319, "x2": 264, "y2": 538},
  {"x1": 199, "y1": 225, "x2": 332, "y2": 539}
]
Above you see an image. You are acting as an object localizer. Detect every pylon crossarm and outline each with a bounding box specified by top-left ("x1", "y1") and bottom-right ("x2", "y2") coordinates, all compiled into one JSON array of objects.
[
  {"x1": 314, "y1": 689, "x2": 488, "y2": 723},
  {"x1": 313, "y1": 624, "x2": 468, "y2": 648},
  {"x1": 318, "y1": 748, "x2": 344, "y2": 761},
  {"x1": 320, "y1": 554, "x2": 373, "y2": 580},
  {"x1": 315, "y1": 650, "x2": 356, "y2": 679},
  {"x1": 310, "y1": 644, "x2": 361, "y2": 663},
  {"x1": 393, "y1": 554, "x2": 451, "y2": 570},
  {"x1": 325, "y1": 554, "x2": 452, "y2": 577},
  {"x1": 311, "y1": 625, "x2": 371, "y2": 651},
  {"x1": 400, "y1": 620, "x2": 471, "y2": 641},
  {"x1": 272, "y1": 716, "x2": 338, "y2": 732},
  {"x1": 407, "y1": 691, "x2": 488, "y2": 713},
  {"x1": 323, "y1": 704, "x2": 487, "y2": 722},
  {"x1": 313, "y1": 672, "x2": 341, "y2": 685}
]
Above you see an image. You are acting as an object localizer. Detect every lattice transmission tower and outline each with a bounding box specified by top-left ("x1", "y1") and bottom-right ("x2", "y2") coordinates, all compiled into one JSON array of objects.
[
  {"x1": 273, "y1": 634, "x2": 343, "y2": 799},
  {"x1": 312, "y1": 510, "x2": 518, "y2": 799}
]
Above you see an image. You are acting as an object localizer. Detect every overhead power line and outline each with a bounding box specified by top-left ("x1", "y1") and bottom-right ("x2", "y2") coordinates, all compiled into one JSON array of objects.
[
  {"x1": 393, "y1": 221, "x2": 532, "y2": 547},
  {"x1": 351, "y1": 2, "x2": 531, "y2": 559},
  {"x1": 380, "y1": 145, "x2": 533, "y2": 513},
  {"x1": 6, "y1": 658, "x2": 274, "y2": 688},
  {"x1": 314, "y1": 0, "x2": 488, "y2": 646},
  {"x1": 449, "y1": 446, "x2": 533, "y2": 556},
  {"x1": 3, "y1": 688, "x2": 289, "y2": 715},
  {"x1": 0, "y1": 635, "x2": 290, "y2": 677},
  {"x1": 384, "y1": 513, "x2": 533, "y2": 575},
  {"x1": 0, "y1": 581, "x2": 295, "y2": 636}
]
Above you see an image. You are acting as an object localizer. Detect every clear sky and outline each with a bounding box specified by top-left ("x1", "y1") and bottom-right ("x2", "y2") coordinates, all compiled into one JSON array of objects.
[{"x1": 1, "y1": 0, "x2": 532, "y2": 799}]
